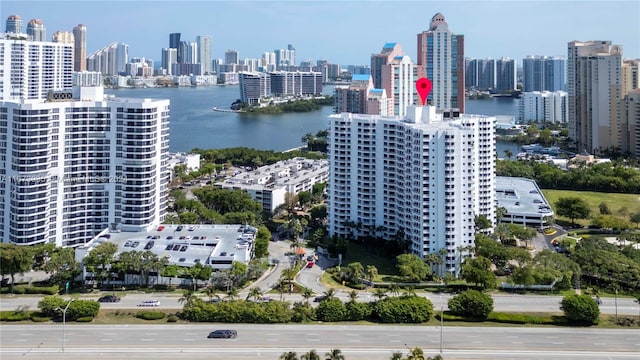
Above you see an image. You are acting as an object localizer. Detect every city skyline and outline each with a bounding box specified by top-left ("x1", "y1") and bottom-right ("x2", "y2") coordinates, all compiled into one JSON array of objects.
[{"x1": 2, "y1": 0, "x2": 638, "y2": 66}]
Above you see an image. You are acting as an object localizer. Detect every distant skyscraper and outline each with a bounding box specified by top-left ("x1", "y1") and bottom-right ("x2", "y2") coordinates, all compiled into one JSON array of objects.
[
  {"x1": 26, "y1": 19, "x2": 46, "y2": 41},
  {"x1": 196, "y1": 35, "x2": 212, "y2": 74},
  {"x1": 334, "y1": 74, "x2": 388, "y2": 115},
  {"x1": 86, "y1": 42, "x2": 128, "y2": 76},
  {"x1": 52, "y1": 31, "x2": 74, "y2": 44},
  {"x1": 5, "y1": 15, "x2": 22, "y2": 33},
  {"x1": 162, "y1": 48, "x2": 178, "y2": 75},
  {"x1": 417, "y1": 13, "x2": 465, "y2": 112},
  {"x1": 522, "y1": 56, "x2": 566, "y2": 92},
  {"x1": 466, "y1": 58, "x2": 496, "y2": 90},
  {"x1": 73, "y1": 24, "x2": 87, "y2": 71},
  {"x1": 568, "y1": 40, "x2": 623, "y2": 154},
  {"x1": 495, "y1": 58, "x2": 516, "y2": 92},
  {"x1": 620, "y1": 89, "x2": 640, "y2": 156},
  {"x1": 370, "y1": 43, "x2": 403, "y2": 89},
  {"x1": 225, "y1": 49, "x2": 239, "y2": 65}
]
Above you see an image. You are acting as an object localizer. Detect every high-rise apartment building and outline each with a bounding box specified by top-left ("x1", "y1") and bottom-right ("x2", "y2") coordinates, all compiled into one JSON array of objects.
[
  {"x1": 86, "y1": 42, "x2": 129, "y2": 76},
  {"x1": 417, "y1": 13, "x2": 465, "y2": 113},
  {"x1": 0, "y1": 37, "x2": 73, "y2": 100},
  {"x1": 519, "y1": 91, "x2": 568, "y2": 123},
  {"x1": 327, "y1": 105, "x2": 495, "y2": 276},
  {"x1": 239, "y1": 72, "x2": 271, "y2": 104},
  {"x1": 5, "y1": 15, "x2": 23, "y2": 33},
  {"x1": 169, "y1": 32, "x2": 181, "y2": 63},
  {"x1": 26, "y1": 19, "x2": 46, "y2": 41},
  {"x1": 568, "y1": 40, "x2": 623, "y2": 153},
  {"x1": 465, "y1": 58, "x2": 495, "y2": 90},
  {"x1": 274, "y1": 47, "x2": 295, "y2": 69},
  {"x1": 522, "y1": 56, "x2": 566, "y2": 92},
  {"x1": 72, "y1": 24, "x2": 87, "y2": 72},
  {"x1": 52, "y1": 31, "x2": 74, "y2": 44},
  {"x1": 370, "y1": 43, "x2": 403, "y2": 89},
  {"x1": 495, "y1": 58, "x2": 517, "y2": 92},
  {"x1": 1, "y1": 38, "x2": 170, "y2": 246},
  {"x1": 161, "y1": 48, "x2": 178, "y2": 75},
  {"x1": 380, "y1": 54, "x2": 417, "y2": 116},
  {"x1": 225, "y1": 49, "x2": 239, "y2": 65},
  {"x1": 620, "y1": 89, "x2": 640, "y2": 156},
  {"x1": 196, "y1": 35, "x2": 212, "y2": 74}
]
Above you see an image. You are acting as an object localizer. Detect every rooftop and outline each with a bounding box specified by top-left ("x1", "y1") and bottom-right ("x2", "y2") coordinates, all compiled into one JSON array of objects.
[
  {"x1": 495, "y1": 176, "x2": 554, "y2": 218},
  {"x1": 84, "y1": 224, "x2": 257, "y2": 269}
]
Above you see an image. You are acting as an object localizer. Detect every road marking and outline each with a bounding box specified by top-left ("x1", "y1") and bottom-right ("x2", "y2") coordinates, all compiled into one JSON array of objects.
[
  {"x1": 306, "y1": 339, "x2": 320, "y2": 342},
  {"x1": 14, "y1": 339, "x2": 26, "y2": 342},
  {"x1": 183, "y1": 339, "x2": 196, "y2": 342},
  {"x1": 390, "y1": 340, "x2": 401, "y2": 343},
  {"x1": 552, "y1": 342, "x2": 565, "y2": 345},
  {"x1": 267, "y1": 339, "x2": 280, "y2": 342},
  {"x1": 100, "y1": 339, "x2": 112, "y2": 342},
  {"x1": 348, "y1": 339, "x2": 361, "y2": 343},
  {"x1": 140, "y1": 338, "x2": 155, "y2": 342},
  {"x1": 511, "y1": 341, "x2": 523, "y2": 344}
]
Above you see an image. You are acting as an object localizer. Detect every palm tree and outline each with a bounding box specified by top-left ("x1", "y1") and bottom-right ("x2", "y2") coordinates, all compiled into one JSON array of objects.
[
  {"x1": 246, "y1": 287, "x2": 263, "y2": 301},
  {"x1": 281, "y1": 267, "x2": 297, "y2": 294},
  {"x1": 403, "y1": 286, "x2": 417, "y2": 297},
  {"x1": 366, "y1": 265, "x2": 378, "y2": 286},
  {"x1": 373, "y1": 287, "x2": 387, "y2": 300},
  {"x1": 323, "y1": 288, "x2": 337, "y2": 300},
  {"x1": 280, "y1": 351, "x2": 299, "y2": 360},
  {"x1": 204, "y1": 286, "x2": 220, "y2": 302},
  {"x1": 225, "y1": 287, "x2": 239, "y2": 301},
  {"x1": 178, "y1": 289, "x2": 196, "y2": 306},
  {"x1": 389, "y1": 352, "x2": 403, "y2": 360},
  {"x1": 325, "y1": 349, "x2": 345, "y2": 360},
  {"x1": 348, "y1": 290, "x2": 358, "y2": 303},
  {"x1": 301, "y1": 349, "x2": 320, "y2": 360},
  {"x1": 389, "y1": 283, "x2": 401, "y2": 297},
  {"x1": 406, "y1": 347, "x2": 425, "y2": 360},
  {"x1": 301, "y1": 288, "x2": 313, "y2": 303}
]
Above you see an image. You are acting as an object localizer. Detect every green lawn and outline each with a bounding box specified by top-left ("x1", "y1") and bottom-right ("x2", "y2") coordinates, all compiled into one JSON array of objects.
[
  {"x1": 340, "y1": 242, "x2": 399, "y2": 276},
  {"x1": 541, "y1": 189, "x2": 640, "y2": 227}
]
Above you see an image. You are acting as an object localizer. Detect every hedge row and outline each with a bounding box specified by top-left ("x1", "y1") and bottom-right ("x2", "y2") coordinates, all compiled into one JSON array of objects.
[
  {"x1": 0, "y1": 285, "x2": 59, "y2": 295},
  {"x1": 181, "y1": 296, "x2": 434, "y2": 324},
  {"x1": 439, "y1": 311, "x2": 565, "y2": 325}
]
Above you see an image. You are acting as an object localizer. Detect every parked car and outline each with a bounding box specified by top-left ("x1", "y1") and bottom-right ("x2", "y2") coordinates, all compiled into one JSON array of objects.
[
  {"x1": 98, "y1": 295, "x2": 121, "y2": 303},
  {"x1": 313, "y1": 296, "x2": 327, "y2": 302},
  {"x1": 176, "y1": 225, "x2": 183, "y2": 231},
  {"x1": 207, "y1": 330, "x2": 237, "y2": 339},
  {"x1": 137, "y1": 300, "x2": 160, "y2": 307},
  {"x1": 306, "y1": 261, "x2": 314, "y2": 268},
  {"x1": 255, "y1": 297, "x2": 272, "y2": 303},
  {"x1": 157, "y1": 225, "x2": 165, "y2": 231}
]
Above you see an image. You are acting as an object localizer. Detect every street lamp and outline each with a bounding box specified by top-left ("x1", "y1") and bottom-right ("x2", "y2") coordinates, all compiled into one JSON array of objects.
[
  {"x1": 56, "y1": 298, "x2": 75, "y2": 353},
  {"x1": 439, "y1": 294, "x2": 444, "y2": 355}
]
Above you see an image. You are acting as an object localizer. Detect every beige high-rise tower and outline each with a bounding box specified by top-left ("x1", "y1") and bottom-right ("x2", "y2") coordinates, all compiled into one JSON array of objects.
[
  {"x1": 567, "y1": 40, "x2": 623, "y2": 154},
  {"x1": 73, "y1": 24, "x2": 87, "y2": 71}
]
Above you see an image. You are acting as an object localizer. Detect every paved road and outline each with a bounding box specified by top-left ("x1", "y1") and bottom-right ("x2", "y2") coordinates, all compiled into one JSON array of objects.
[{"x1": 1, "y1": 324, "x2": 638, "y2": 360}]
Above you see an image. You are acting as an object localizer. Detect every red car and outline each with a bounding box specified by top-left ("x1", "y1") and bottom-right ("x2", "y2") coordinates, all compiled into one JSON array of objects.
[
  {"x1": 157, "y1": 225, "x2": 165, "y2": 231},
  {"x1": 306, "y1": 262, "x2": 314, "y2": 268}
]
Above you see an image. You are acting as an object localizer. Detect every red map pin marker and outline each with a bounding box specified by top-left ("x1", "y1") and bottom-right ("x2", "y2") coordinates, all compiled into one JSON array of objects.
[{"x1": 416, "y1": 77, "x2": 432, "y2": 106}]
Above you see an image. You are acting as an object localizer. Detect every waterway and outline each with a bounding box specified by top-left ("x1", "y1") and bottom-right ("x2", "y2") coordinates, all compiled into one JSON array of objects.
[{"x1": 105, "y1": 86, "x2": 521, "y2": 155}]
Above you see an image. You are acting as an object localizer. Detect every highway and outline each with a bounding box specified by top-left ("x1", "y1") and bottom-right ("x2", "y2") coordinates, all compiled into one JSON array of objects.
[{"x1": 1, "y1": 324, "x2": 638, "y2": 359}]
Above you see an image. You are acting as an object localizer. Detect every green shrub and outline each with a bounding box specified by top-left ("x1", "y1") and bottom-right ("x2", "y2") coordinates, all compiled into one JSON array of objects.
[
  {"x1": 29, "y1": 312, "x2": 50, "y2": 322},
  {"x1": 316, "y1": 298, "x2": 346, "y2": 322},
  {"x1": 448, "y1": 290, "x2": 494, "y2": 320},
  {"x1": 136, "y1": 311, "x2": 167, "y2": 320},
  {"x1": 373, "y1": 295, "x2": 433, "y2": 323},
  {"x1": 37, "y1": 296, "x2": 67, "y2": 317},
  {"x1": 5, "y1": 285, "x2": 26, "y2": 294},
  {"x1": 75, "y1": 316, "x2": 93, "y2": 322},
  {"x1": 291, "y1": 302, "x2": 316, "y2": 322},
  {"x1": 24, "y1": 285, "x2": 59, "y2": 295},
  {"x1": 345, "y1": 301, "x2": 372, "y2": 321},
  {"x1": 561, "y1": 294, "x2": 600, "y2": 325},
  {"x1": 0, "y1": 310, "x2": 30, "y2": 321},
  {"x1": 167, "y1": 315, "x2": 179, "y2": 322},
  {"x1": 67, "y1": 300, "x2": 100, "y2": 321}
]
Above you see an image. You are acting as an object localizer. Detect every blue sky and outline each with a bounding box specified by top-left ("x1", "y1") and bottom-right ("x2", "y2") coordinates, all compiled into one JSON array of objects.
[{"x1": 2, "y1": 0, "x2": 638, "y2": 65}]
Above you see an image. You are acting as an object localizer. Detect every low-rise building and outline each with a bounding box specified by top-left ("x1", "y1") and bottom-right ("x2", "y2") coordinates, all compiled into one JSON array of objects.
[
  {"x1": 77, "y1": 224, "x2": 256, "y2": 274},
  {"x1": 495, "y1": 176, "x2": 554, "y2": 228},
  {"x1": 217, "y1": 157, "x2": 328, "y2": 212}
]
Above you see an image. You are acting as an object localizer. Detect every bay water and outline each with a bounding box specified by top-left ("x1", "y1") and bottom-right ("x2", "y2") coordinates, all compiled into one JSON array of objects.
[{"x1": 105, "y1": 86, "x2": 521, "y2": 154}]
